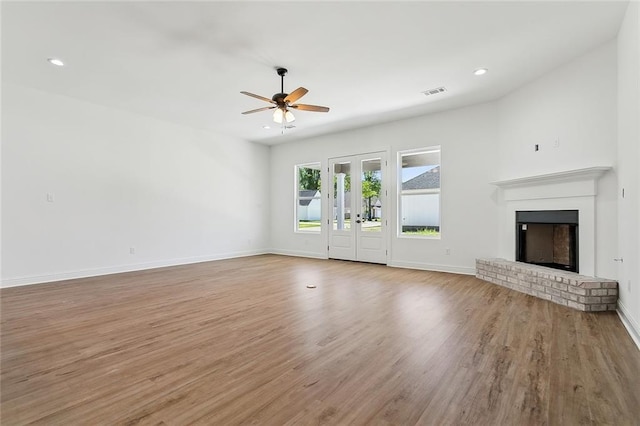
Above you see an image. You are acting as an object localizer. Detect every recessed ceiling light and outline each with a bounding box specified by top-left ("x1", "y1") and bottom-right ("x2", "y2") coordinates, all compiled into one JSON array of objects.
[
  {"x1": 474, "y1": 68, "x2": 488, "y2": 76},
  {"x1": 47, "y1": 58, "x2": 64, "y2": 67},
  {"x1": 262, "y1": 125, "x2": 271, "y2": 129}
]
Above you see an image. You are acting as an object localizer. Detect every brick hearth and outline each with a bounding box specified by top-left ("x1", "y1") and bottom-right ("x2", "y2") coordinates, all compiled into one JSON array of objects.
[{"x1": 476, "y1": 258, "x2": 618, "y2": 312}]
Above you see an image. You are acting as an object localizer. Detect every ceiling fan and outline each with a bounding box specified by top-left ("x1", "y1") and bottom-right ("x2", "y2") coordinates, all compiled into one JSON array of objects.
[{"x1": 241, "y1": 68, "x2": 329, "y2": 124}]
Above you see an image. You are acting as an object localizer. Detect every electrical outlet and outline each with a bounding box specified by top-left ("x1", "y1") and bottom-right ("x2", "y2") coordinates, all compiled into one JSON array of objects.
[
  {"x1": 46, "y1": 193, "x2": 55, "y2": 202},
  {"x1": 534, "y1": 144, "x2": 539, "y2": 152},
  {"x1": 129, "y1": 247, "x2": 135, "y2": 255},
  {"x1": 553, "y1": 138, "x2": 560, "y2": 148},
  {"x1": 445, "y1": 248, "x2": 451, "y2": 255}
]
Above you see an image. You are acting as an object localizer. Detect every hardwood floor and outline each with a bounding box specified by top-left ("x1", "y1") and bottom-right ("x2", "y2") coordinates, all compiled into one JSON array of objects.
[{"x1": 1, "y1": 254, "x2": 639, "y2": 425}]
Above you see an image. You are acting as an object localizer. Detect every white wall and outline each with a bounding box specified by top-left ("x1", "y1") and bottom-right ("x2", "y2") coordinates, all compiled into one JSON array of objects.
[
  {"x1": 496, "y1": 41, "x2": 619, "y2": 279},
  {"x1": 270, "y1": 102, "x2": 500, "y2": 274},
  {"x1": 1, "y1": 83, "x2": 270, "y2": 286},
  {"x1": 616, "y1": 1, "x2": 640, "y2": 345}
]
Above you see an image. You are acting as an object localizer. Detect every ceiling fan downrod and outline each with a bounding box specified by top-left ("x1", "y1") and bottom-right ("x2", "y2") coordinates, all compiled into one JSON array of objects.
[{"x1": 277, "y1": 67, "x2": 287, "y2": 95}]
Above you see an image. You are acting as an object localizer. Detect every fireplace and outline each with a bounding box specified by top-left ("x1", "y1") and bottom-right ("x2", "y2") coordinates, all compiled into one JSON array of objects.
[
  {"x1": 492, "y1": 167, "x2": 611, "y2": 277},
  {"x1": 516, "y1": 210, "x2": 579, "y2": 273}
]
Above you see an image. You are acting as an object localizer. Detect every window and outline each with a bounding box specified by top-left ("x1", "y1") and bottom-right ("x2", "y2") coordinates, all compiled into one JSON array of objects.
[
  {"x1": 296, "y1": 163, "x2": 322, "y2": 232},
  {"x1": 398, "y1": 147, "x2": 441, "y2": 237}
]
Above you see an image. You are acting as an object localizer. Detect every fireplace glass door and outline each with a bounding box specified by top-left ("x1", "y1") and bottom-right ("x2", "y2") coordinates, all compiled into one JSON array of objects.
[{"x1": 516, "y1": 210, "x2": 578, "y2": 273}]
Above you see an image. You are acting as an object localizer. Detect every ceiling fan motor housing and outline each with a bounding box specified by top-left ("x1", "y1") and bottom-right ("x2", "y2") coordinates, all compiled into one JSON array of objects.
[{"x1": 272, "y1": 93, "x2": 288, "y2": 105}]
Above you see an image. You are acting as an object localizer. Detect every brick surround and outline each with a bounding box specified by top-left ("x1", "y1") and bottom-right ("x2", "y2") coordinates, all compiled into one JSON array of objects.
[{"x1": 476, "y1": 258, "x2": 618, "y2": 312}]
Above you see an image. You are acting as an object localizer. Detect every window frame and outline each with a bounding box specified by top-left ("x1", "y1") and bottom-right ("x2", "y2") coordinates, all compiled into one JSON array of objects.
[{"x1": 397, "y1": 146, "x2": 442, "y2": 239}]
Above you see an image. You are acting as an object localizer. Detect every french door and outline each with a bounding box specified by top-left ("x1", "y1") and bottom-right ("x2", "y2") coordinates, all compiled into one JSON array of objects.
[{"x1": 328, "y1": 152, "x2": 388, "y2": 264}]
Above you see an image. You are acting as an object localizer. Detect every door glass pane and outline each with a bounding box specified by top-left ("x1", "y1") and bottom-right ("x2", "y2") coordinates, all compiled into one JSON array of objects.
[
  {"x1": 361, "y1": 158, "x2": 382, "y2": 233},
  {"x1": 333, "y1": 162, "x2": 351, "y2": 230}
]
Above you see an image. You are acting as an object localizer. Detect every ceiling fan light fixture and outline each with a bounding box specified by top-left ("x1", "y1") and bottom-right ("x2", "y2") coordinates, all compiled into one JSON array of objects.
[
  {"x1": 285, "y1": 110, "x2": 295, "y2": 123},
  {"x1": 273, "y1": 108, "x2": 284, "y2": 123},
  {"x1": 473, "y1": 68, "x2": 488, "y2": 76}
]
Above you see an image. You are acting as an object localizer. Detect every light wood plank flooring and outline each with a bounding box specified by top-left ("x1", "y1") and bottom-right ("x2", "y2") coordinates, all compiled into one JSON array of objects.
[{"x1": 1, "y1": 254, "x2": 639, "y2": 425}]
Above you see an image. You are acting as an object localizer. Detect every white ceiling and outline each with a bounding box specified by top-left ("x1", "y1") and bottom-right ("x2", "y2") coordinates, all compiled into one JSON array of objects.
[{"x1": 2, "y1": 1, "x2": 628, "y2": 145}]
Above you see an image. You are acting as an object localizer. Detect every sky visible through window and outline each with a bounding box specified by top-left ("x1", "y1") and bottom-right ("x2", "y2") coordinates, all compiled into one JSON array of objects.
[{"x1": 401, "y1": 165, "x2": 437, "y2": 183}]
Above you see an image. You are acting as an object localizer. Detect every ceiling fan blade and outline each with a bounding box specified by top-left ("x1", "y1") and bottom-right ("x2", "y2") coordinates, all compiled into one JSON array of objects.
[
  {"x1": 284, "y1": 87, "x2": 308, "y2": 104},
  {"x1": 240, "y1": 91, "x2": 276, "y2": 104},
  {"x1": 242, "y1": 106, "x2": 276, "y2": 115},
  {"x1": 289, "y1": 104, "x2": 330, "y2": 113}
]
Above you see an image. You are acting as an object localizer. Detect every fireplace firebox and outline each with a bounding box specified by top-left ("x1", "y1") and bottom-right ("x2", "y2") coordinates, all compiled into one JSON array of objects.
[{"x1": 516, "y1": 210, "x2": 578, "y2": 273}]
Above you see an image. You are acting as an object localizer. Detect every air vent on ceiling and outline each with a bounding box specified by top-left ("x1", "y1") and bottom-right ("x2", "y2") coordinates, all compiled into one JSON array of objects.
[{"x1": 422, "y1": 87, "x2": 447, "y2": 97}]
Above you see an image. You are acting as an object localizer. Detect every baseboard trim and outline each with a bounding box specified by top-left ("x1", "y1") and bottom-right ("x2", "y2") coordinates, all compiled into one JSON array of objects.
[
  {"x1": 388, "y1": 260, "x2": 476, "y2": 275},
  {"x1": 1, "y1": 249, "x2": 269, "y2": 288},
  {"x1": 617, "y1": 300, "x2": 640, "y2": 351},
  {"x1": 1, "y1": 252, "x2": 483, "y2": 288},
  {"x1": 268, "y1": 249, "x2": 328, "y2": 260}
]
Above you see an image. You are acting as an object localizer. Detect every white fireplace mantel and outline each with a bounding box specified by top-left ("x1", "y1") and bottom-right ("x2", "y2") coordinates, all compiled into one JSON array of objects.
[
  {"x1": 493, "y1": 166, "x2": 612, "y2": 277},
  {"x1": 491, "y1": 166, "x2": 612, "y2": 202},
  {"x1": 491, "y1": 166, "x2": 612, "y2": 189}
]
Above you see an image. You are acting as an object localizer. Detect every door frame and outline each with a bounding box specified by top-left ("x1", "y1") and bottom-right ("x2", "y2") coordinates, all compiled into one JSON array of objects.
[{"x1": 327, "y1": 151, "x2": 390, "y2": 264}]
